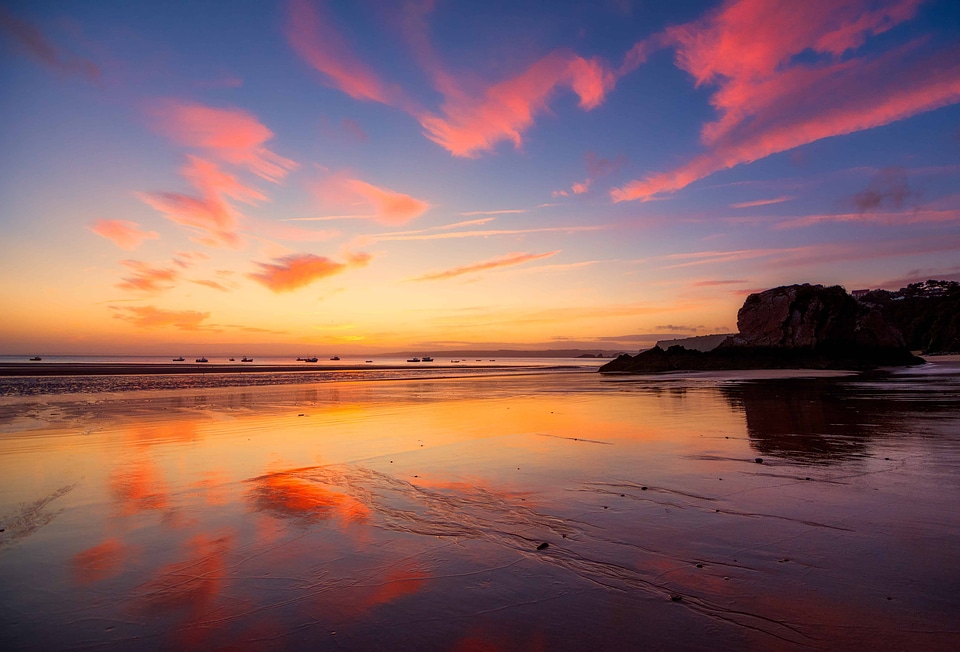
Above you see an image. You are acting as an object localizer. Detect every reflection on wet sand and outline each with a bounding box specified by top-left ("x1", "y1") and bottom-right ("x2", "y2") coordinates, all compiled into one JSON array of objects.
[{"x1": 0, "y1": 367, "x2": 959, "y2": 649}]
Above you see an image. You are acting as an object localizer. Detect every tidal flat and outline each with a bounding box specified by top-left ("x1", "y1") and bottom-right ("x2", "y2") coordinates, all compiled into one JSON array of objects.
[{"x1": 1, "y1": 363, "x2": 959, "y2": 650}]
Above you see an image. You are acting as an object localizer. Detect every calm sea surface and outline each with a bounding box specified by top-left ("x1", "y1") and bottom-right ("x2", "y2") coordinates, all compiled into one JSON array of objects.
[{"x1": 1, "y1": 361, "x2": 958, "y2": 649}]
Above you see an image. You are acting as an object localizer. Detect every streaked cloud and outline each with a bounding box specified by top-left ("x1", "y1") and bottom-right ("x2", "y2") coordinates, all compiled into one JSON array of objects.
[
  {"x1": 303, "y1": 176, "x2": 430, "y2": 225},
  {"x1": 419, "y1": 50, "x2": 617, "y2": 157},
  {"x1": 613, "y1": 0, "x2": 960, "y2": 201},
  {"x1": 89, "y1": 220, "x2": 159, "y2": 250},
  {"x1": 730, "y1": 196, "x2": 795, "y2": 209},
  {"x1": 115, "y1": 260, "x2": 178, "y2": 293},
  {"x1": 691, "y1": 279, "x2": 747, "y2": 287},
  {"x1": 147, "y1": 100, "x2": 297, "y2": 182},
  {"x1": 138, "y1": 156, "x2": 259, "y2": 248},
  {"x1": 247, "y1": 252, "x2": 371, "y2": 292},
  {"x1": 0, "y1": 7, "x2": 101, "y2": 83},
  {"x1": 190, "y1": 279, "x2": 230, "y2": 292},
  {"x1": 775, "y1": 208, "x2": 960, "y2": 229},
  {"x1": 412, "y1": 251, "x2": 561, "y2": 282},
  {"x1": 459, "y1": 209, "x2": 526, "y2": 216},
  {"x1": 368, "y1": 224, "x2": 605, "y2": 243},
  {"x1": 342, "y1": 179, "x2": 429, "y2": 225},
  {"x1": 111, "y1": 305, "x2": 211, "y2": 330},
  {"x1": 285, "y1": 0, "x2": 404, "y2": 106}
]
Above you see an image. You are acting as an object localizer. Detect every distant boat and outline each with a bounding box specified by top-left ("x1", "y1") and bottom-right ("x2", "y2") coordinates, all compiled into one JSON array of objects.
[
  {"x1": 172, "y1": 357, "x2": 185, "y2": 362},
  {"x1": 330, "y1": 356, "x2": 340, "y2": 361},
  {"x1": 229, "y1": 358, "x2": 235, "y2": 361},
  {"x1": 422, "y1": 356, "x2": 434, "y2": 362},
  {"x1": 196, "y1": 357, "x2": 208, "y2": 363},
  {"x1": 296, "y1": 357, "x2": 303, "y2": 361},
  {"x1": 365, "y1": 360, "x2": 373, "y2": 363},
  {"x1": 451, "y1": 359, "x2": 460, "y2": 363},
  {"x1": 407, "y1": 357, "x2": 421, "y2": 362},
  {"x1": 241, "y1": 357, "x2": 253, "y2": 362},
  {"x1": 29, "y1": 356, "x2": 41, "y2": 361},
  {"x1": 303, "y1": 357, "x2": 318, "y2": 363}
]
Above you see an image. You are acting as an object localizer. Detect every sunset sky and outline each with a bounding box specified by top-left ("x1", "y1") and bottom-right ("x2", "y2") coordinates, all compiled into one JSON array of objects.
[{"x1": 2, "y1": 0, "x2": 960, "y2": 355}]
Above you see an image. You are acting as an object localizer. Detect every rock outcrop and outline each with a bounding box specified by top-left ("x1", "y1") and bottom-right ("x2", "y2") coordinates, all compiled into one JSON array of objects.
[{"x1": 600, "y1": 284, "x2": 922, "y2": 373}]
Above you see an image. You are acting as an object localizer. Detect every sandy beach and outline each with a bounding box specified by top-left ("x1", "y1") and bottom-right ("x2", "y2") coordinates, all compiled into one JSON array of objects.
[{"x1": 1, "y1": 363, "x2": 959, "y2": 649}]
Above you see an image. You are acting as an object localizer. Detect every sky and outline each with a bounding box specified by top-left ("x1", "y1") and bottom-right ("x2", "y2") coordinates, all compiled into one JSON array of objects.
[{"x1": 2, "y1": 0, "x2": 960, "y2": 355}]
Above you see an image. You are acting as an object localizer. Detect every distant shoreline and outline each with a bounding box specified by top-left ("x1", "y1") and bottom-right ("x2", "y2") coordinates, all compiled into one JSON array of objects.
[{"x1": 0, "y1": 362, "x2": 531, "y2": 377}]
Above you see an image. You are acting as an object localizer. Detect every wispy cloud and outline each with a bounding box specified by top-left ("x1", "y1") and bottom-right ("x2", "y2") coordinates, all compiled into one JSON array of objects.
[
  {"x1": 730, "y1": 196, "x2": 795, "y2": 209},
  {"x1": 89, "y1": 220, "x2": 159, "y2": 250},
  {"x1": 115, "y1": 260, "x2": 178, "y2": 293},
  {"x1": 147, "y1": 100, "x2": 297, "y2": 182},
  {"x1": 775, "y1": 208, "x2": 960, "y2": 229},
  {"x1": 459, "y1": 209, "x2": 526, "y2": 216},
  {"x1": 691, "y1": 279, "x2": 747, "y2": 287},
  {"x1": 111, "y1": 305, "x2": 211, "y2": 330},
  {"x1": 368, "y1": 224, "x2": 605, "y2": 243},
  {"x1": 0, "y1": 7, "x2": 101, "y2": 84},
  {"x1": 286, "y1": 0, "x2": 622, "y2": 158},
  {"x1": 412, "y1": 251, "x2": 560, "y2": 281},
  {"x1": 286, "y1": 0, "x2": 406, "y2": 107},
  {"x1": 190, "y1": 279, "x2": 230, "y2": 292},
  {"x1": 247, "y1": 252, "x2": 371, "y2": 292},
  {"x1": 138, "y1": 156, "x2": 262, "y2": 248},
  {"x1": 613, "y1": 0, "x2": 960, "y2": 201},
  {"x1": 302, "y1": 176, "x2": 430, "y2": 225}
]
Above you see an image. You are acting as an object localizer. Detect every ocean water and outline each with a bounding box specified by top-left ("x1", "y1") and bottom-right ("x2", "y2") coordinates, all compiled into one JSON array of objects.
[{"x1": 0, "y1": 362, "x2": 958, "y2": 649}]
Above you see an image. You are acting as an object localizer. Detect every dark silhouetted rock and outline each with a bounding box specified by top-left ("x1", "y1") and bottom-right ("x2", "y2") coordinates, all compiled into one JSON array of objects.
[{"x1": 600, "y1": 284, "x2": 923, "y2": 373}]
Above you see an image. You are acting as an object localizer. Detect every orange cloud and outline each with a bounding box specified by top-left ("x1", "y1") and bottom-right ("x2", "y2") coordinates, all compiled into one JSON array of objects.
[
  {"x1": 612, "y1": 0, "x2": 960, "y2": 201},
  {"x1": 285, "y1": 0, "x2": 402, "y2": 106},
  {"x1": 419, "y1": 50, "x2": 616, "y2": 157},
  {"x1": 89, "y1": 219, "x2": 159, "y2": 250},
  {"x1": 413, "y1": 251, "x2": 560, "y2": 281},
  {"x1": 247, "y1": 252, "x2": 371, "y2": 292},
  {"x1": 0, "y1": 7, "x2": 101, "y2": 83},
  {"x1": 111, "y1": 305, "x2": 212, "y2": 330},
  {"x1": 116, "y1": 260, "x2": 178, "y2": 293},
  {"x1": 191, "y1": 279, "x2": 231, "y2": 292},
  {"x1": 148, "y1": 100, "x2": 296, "y2": 182}
]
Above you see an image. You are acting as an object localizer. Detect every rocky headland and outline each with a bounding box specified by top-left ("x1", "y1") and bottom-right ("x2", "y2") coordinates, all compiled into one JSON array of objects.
[{"x1": 600, "y1": 283, "x2": 925, "y2": 374}]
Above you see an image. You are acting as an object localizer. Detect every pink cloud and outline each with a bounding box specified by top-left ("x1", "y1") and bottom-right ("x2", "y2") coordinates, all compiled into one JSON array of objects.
[
  {"x1": 286, "y1": 1, "x2": 620, "y2": 158},
  {"x1": 612, "y1": 0, "x2": 960, "y2": 202},
  {"x1": 286, "y1": 0, "x2": 401, "y2": 106},
  {"x1": 138, "y1": 157, "x2": 261, "y2": 248},
  {"x1": 775, "y1": 208, "x2": 960, "y2": 229},
  {"x1": 413, "y1": 251, "x2": 561, "y2": 281},
  {"x1": 418, "y1": 50, "x2": 616, "y2": 157},
  {"x1": 571, "y1": 181, "x2": 591, "y2": 195},
  {"x1": 306, "y1": 176, "x2": 430, "y2": 225},
  {"x1": 342, "y1": 179, "x2": 429, "y2": 225},
  {"x1": 115, "y1": 260, "x2": 178, "y2": 293},
  {"x1": 89, "y1": 220, "x2": 159, "y2": 250},
  {"x1": 0, "y1": 7, "x2": 100, "y2": 83},
  {"x1": 247, "y1": 252, "x2": 371, "y2": 292},
  {"x1": 111, "y1": 305, "x2": 211, "y2": 331},
  {"x1": 147, "y1": 100, "x2": 296, "y2": 182},
  {"x1": 730, "y1": 195, "x2": 795, "y2": 209}
]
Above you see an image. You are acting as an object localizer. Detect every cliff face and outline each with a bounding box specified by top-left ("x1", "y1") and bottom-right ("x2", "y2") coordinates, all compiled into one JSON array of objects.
[
  {"x1": 600, "y1": 284, "x2": 921, "y2": 373},
  {"x1": 728, "y1": 284, "x2": 904, "y2": 349}
]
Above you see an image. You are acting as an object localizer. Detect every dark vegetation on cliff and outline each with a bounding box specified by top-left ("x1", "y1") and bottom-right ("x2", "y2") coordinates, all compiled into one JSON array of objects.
[
  {"x1": 600, "y1": 283, "x2": 928, "y2": 374},
  {"x1": 859, "y1": 280, "x2": 960, "y2": 354}
]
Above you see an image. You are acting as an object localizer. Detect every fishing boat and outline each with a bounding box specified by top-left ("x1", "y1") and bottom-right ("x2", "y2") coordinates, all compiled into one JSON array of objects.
[
  {"x1": 330, "y1": 356, "x2": 340, "y2": 361},
  {"x1": 196, "y1": 357, "x2": 208, "y2": 363},
  {"x1": 407, "y1": 357, "x2": 421, "y2": 362},
  {"x1": 229, "y1": 358, "x2": 235, "y2": 361},
  {"x1": 29, "y1": 356, "x2": 41, "y2": 361},
  {"x1": 303, "y1": 357, "x2": 318, "y2": 363},
  {"x1": 172, "y1": 357, "x2": 185, "y2": 361},
  {"x1": 422, "y1": 356, "x2": 434, "y2": 362},
  {"x1": 241, "y1": 357, "x2": 253, "y2": 362}
]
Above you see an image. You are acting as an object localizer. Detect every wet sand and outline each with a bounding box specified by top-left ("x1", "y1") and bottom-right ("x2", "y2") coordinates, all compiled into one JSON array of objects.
[{"x1": 1, "y1": 364, "x2": 959, "y2": 649}]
